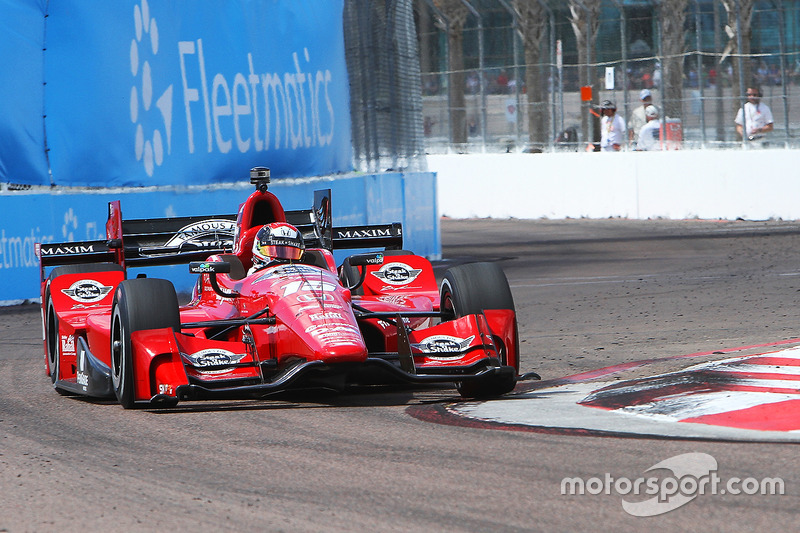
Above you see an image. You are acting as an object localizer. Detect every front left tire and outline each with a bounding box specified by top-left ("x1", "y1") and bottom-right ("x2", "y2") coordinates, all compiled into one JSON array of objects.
[{"x1": 110, "y1": 278, "x2": 180, "y2": 409}]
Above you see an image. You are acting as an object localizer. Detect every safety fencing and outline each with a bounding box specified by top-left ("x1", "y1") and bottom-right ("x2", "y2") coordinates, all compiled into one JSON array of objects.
[{"x1": 417, "y1": 0, "x2": 800, "y2": 152}]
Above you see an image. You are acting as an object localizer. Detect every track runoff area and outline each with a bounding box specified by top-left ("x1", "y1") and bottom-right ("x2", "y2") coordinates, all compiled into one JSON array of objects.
[{"x1": 410, "y1": 338, "x2": 800, "y2": 442}]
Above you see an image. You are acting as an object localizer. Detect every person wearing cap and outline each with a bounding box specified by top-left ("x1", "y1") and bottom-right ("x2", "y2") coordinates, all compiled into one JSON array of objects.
[
  {"x1": 628, "y1": 89, "x2": 659, "y2": 148},
  {"x1": 598, "y1": 100, "x2": 626, "y2": 151},
  {"x1": 636, "y1": 105, "x2": 663, "y2": 151}
]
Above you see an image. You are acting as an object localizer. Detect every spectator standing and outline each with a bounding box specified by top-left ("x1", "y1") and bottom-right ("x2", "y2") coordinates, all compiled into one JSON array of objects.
[
  {"x1": 636, "y1": 105, "x2": 663, "y2": 151},
  {"x1": 598, "y1": 100, "x2": 626, "y2": 151},
  {"x1": 465, "y1": 72, "x2": 479, "y2": 94},
  {"x1": 708, "y1": 67, "x2": 717, "y2": 87},
  {"x1": 495, "y1": 70, "x2": 509, "y2": 94},
  {"x1": 628, "y1": 89, "x2": 658, "y2": 148},
  {"x1": 734, "y1": 86, "x2": 774, "y2": 145}
]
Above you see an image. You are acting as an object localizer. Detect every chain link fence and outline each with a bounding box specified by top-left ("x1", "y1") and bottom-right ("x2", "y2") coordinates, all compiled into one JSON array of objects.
[
  {"x1": 415, "y1": 0, "x2": 800, "y2": 152},
  {"x1": 344, "y1": 0, "x2": 428, "y2": 172}
]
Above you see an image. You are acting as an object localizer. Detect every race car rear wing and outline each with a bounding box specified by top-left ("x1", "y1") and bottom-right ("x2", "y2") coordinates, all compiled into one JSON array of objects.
[
  {"x1": 38, "y1": 201, "x2": 239, "y2": 270},
  {"x1": 38, "y1": 190, "x2": 403, "y2": 273},
  {"x1": 330, "y1": 223, "x2": 404, "y2": 249},
  {"x1": 285, "y1": 190, "x2": 403, "y2": 251}
]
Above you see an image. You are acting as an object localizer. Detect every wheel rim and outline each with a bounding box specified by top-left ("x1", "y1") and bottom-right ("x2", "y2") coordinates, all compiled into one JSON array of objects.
[
  {"x1": 111, "y1": 308, "x2": 123, "y2": 387},
  {"x1": 492, "y1": 334, "x2": 507, "y2": 365},
  {"x1": 440, "y1": 280, "x2": 457, "y2": 321}
]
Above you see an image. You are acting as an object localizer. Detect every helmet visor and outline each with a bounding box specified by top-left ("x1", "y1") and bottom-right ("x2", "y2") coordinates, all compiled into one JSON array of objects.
[{"x1": 255, "y1": 241, "x2": 303, "y2": 261}]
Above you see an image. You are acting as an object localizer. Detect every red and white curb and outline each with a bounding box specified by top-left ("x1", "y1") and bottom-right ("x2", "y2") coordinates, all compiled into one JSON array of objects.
[{"x1": 410, "y1": 342, "x2": 800, "y2": 441}]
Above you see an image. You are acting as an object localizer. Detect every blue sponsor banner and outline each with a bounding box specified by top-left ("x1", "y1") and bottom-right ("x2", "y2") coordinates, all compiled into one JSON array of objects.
[
  {"x1": 2, "y1": 0, "x2": 352, "y2": 187},
  {"x1": 0, "y1": 0, "x2": 49, "y2": 185},
  {"x1": 0, "y1": 172, "x2": 439, "y2": 303}
]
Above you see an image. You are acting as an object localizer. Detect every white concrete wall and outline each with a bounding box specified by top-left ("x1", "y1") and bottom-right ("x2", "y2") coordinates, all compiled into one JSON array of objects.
[{"x1": 428, "y1": 150, "x2": 800, "y2": 220}]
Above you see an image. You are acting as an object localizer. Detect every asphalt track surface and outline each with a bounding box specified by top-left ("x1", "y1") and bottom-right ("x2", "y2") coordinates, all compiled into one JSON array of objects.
[{"x1": 3, "y1": 217, "x2": 800, "y2": 531}]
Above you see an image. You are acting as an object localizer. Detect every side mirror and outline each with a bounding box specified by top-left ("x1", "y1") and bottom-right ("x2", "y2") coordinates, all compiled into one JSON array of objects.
[
  {"x1": 189, "y1": 261, "x2": 238, "y2": 298},
  {"x1": 348, "y1": 252, "x2": 384, "y2": 267},
  {"x1": 189, "y1": 261, "x2": 232, "y2": 274},
  {"x1": 343, "y1": 253, "x2": 384, "y2": 291}
]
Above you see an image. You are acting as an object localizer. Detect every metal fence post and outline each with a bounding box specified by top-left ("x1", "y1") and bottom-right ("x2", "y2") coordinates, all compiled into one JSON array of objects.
[
  {"x1": 539, "y1": 0, "x2": 558, "y2": 148},
  {"x1": 694, "y1": 0, "x2": 707, "y2": 146},
  {"x1": 571, "y1": 0, "x2": 596, "y2": 146},
  {"x1": 735, "y1": 0, "x2": 749, "y2": 147},
  {"x1": 773, "y1": 0, "x2": 790, "y2": 146},
  {"x1": 421, "y1": 0, "x2": 453, "y2": 145},
  {"x1": 460, "y1": 0, "x2": 487, "y2": 151},
  {"x1": 609, "y1": 0, "x2": 630, "y2": 145},
  {"x1": 496, "y1": 0, "x2": 523, "y2": 149}
]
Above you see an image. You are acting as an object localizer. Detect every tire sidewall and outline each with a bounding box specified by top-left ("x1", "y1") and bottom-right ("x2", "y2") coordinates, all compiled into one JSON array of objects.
[
  {"x1": 111, "y1": 286, "x2": 135, "y2": 408},
  {"x1": 110, "y1": 279, "x2": 180, "y2": 409},
  {"x1": 45, "y1": 286, "x2": 59, "y2": 383},
  {"x1": 439, "y1": 277, "x2": 458, "y2": 321}
]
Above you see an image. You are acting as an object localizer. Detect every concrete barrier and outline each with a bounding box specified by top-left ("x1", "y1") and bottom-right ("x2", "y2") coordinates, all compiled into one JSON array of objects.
[
  {"x1": 0, "y1": 171, "x2": 439, "y2": 304},
  {"x1": 429, "y1": 150, "x2": 800, "y2": 220}
]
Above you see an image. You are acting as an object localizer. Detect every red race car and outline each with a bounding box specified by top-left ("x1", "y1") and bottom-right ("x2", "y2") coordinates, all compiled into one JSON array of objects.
[{"x1": 37, "y1": 168, "x2": 537, "y2": 408}]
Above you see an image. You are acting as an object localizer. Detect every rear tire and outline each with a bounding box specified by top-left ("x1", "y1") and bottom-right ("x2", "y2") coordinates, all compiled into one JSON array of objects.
[
  {"x1": 439, "y1": 262, "x2": 518, "y2": 399},
  {"x1": 110, "y1": 279, "x2": 180, "y2": 409},
  {"x1": 44, "y1": 296, "x2": 70, "y2": 394},
  {"x1": 43, "y1": 263, "x2": 125, "y2": 394}
]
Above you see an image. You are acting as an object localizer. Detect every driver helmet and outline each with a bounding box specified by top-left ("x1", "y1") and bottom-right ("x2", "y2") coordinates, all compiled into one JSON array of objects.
[{"x1": 252, "y1": 222, "x2": 304, "y2": 269}]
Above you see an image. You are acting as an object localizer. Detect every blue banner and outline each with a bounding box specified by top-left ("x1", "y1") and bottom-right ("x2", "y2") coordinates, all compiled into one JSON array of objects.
[
  {"x1": 1, "y1": 0, "x2": 352, "y2": 186},
  {"x1": 0, "y1": 172, "x2": 440, "y2": 303},
  {"x1": 0, "y1": 0, "x2": 49, "y2": 185}
]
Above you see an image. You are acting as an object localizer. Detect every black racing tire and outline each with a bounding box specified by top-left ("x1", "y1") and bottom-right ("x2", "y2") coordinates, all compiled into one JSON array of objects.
[
  {"x1": 43, "y1": 263, "x2": 125, "y2": 394},
  {"x1": 340, "y1": 250, "x2": 413, "y2": 295},
  {"x1": 110, "y1": 279, "x2": 180, "y2": 409},
  {"x1": 44, "y1": 294, "x2": 70, "y2": 394},
  {"x1": 439, "y1": 262, "x2": 518, "y2": 399},
  {"x1": 439, "y1": 262, "x2": 515, "y2": 320}
]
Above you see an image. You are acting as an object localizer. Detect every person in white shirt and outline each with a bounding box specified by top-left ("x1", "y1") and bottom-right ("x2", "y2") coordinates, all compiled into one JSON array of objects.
[
  {"x1": 734, "y1": 87, "x2": 774, "y2": 144},
  {"x1": 599, "y1": 100, "x2": 625, "y2": 151},
  {"x1": 628, "y1": 89, "x2": 659, "y2": 148},
  {"x1": 636, "y1": 105, "x2": 662, "y2": 151}
]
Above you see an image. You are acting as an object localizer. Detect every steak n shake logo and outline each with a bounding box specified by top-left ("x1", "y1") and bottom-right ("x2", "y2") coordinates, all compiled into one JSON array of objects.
[
  {"x1": 181, "y1": 349, "x2": 247, "y2": 374},
  {"x1": 371, "y1": 262, "x2": 422, "y2": 286},
  {"x1": 411, "y1": 335, "x2": 474, "y2": 359},
  {"x1": 61, "y1": 280, "x2": 114, "y2": 303}
]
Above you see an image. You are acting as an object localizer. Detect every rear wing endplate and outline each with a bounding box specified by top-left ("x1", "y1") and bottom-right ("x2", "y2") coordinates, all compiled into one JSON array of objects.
[{"x1": 39, "y1": 200, "x2": 238, "y2": 270}]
